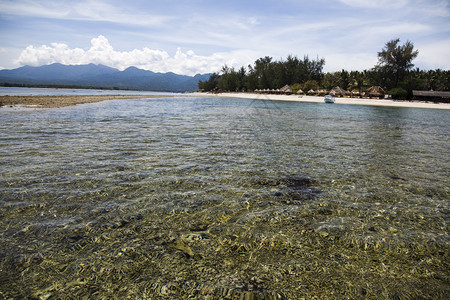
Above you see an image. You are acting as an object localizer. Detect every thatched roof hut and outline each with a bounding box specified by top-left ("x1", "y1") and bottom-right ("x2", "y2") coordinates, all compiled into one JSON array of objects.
[
  {"x1": 351, "y1": 89, "x2": 360, "y2": 95},
  {"x1": 365, "y1": 86, "x2": 385, "y2": 99},
  {"x1": 329, "y1": 86, "x2": 347, "y2": 97},
  {"x1": 297, "y1": 89, "x2": 304, "y2": 95},
  {"x1": 413, "y1": 90, "x2": 450, "y2": 103},
  {"x1": 307, "y1": 89, "x2": 316, "y2": 95},
  {"x1": 317, "y1": 89, "x2": 328, "y2": 96},
  {"x1": 280, "y1": 85, "x2": 293, "y2": 95}
]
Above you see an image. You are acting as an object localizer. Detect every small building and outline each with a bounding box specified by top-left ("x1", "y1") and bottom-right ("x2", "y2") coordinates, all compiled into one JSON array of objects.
[
  {"x1": 413, "y1": 90, "x2": 450, "y2": 103},
  {"x1": 365, "y1": 86, "x2": 385, "y2": 99},
  {"x1": 329, "y1": 86, "x2": 348, "y2": 97}
]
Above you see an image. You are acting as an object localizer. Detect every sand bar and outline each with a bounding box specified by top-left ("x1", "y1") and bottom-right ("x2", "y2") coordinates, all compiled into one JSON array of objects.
[
  {"x1": 193, "y1": 92, "x2": 450, "y2": 110},
  {"x1": 0, "y1": 95, "x2": 172, "y2": 108}
]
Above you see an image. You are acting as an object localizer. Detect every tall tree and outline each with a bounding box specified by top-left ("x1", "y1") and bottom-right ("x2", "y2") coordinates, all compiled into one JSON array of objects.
[{"x1": 373, "y1": 38, "x2": 419, "y2": 89}]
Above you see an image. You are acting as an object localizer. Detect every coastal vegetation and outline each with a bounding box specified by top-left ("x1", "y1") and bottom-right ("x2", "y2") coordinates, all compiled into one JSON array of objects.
[{"x1": 198, "y1": 39, "x2": 450, "y2": 101}]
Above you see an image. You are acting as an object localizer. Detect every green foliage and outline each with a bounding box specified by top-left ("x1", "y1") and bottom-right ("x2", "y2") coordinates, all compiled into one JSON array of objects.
[
  {"x1": 388, "y1": 88, "x2": 408, "y2": 100},
  {"x1": 198, "y1": 73, "x2": 220, "y2": 91},
  {"x1": 414, "y1": 69, "x2": 450, "y2": 91},
  {"x1": 290, "y1": 83, "x2": 303, "y2": 93},
  {"x1": 322, "y1": 72, "x2": 340, "y2": 90},
  {"x1": 303, "y1": 80, "x2": 319, "y2": 92},
  {"x1": 340, "y1": 70, "x2": 350, "y2": 90},
  {"x1": 200, "y1": 55, "x2": 325, "y2": 92},
  {"x1": 217, "y1": 66, "x2": 243, "y2": 92},
  {"x1": 373, "y1": 38, "x2": 419, "y2": 89},
  {"x1": 199, "y1": 39, "x2": 449, "y2": 99}
]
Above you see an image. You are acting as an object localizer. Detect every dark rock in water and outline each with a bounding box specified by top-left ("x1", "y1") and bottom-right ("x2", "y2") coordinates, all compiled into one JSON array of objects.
[
  {"x1": 282, "y1": 177, "x2": 321, "y2": 201},
  {"x1": 357, "y1": 286, "x2": 367, "y2": 296},
  {"x1": 284, "y1": 176, "x2": 316, "y2": 188},
  {"x1": 254, "y1": 176, "x2": 316, "y2": 189},
  {"x1": 254, "y1": 176, "x2": 322, "y2": 202},
  {"x1": 390, "y1": 175, "x2": 406, "y2": 181}
]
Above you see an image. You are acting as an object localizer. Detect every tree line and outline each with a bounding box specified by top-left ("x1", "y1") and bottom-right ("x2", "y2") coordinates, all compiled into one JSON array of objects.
[{"x1": 198, "y1": 39, "x2": 450, "y2": 100}]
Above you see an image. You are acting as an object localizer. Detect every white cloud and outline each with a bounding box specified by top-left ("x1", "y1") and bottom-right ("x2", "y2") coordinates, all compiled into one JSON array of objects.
[
  {"x1": 2, "y1": 1, "x2": 448, "y2": 73},
  {"x1": 339, "y1": 0, "x2": 408, "y2": 9},
  {"x1": 324, "y1": 53, "x2": 377, "y2": 72},
  {"x1": 0, "y1": 0, "x2": 173, "y2": 26},
  {"x1": 14, "y1": 35, "x2": 256, "y2": 75},
  {"x1": 70, "y1": 0, "x2": 173, "y2": 26},
  {"x1": 415, "y1": 39, "x2": 450, "y2": 70}
]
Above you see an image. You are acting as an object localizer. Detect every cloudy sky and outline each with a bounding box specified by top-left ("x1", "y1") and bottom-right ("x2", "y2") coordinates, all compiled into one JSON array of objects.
[{"x1": 0, "y1": 0, "x2": 449, "y2": 75}]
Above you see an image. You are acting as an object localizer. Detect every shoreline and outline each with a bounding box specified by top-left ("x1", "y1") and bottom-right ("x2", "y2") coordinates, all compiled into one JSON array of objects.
[
  {"x1": 192, "y1": 92, "x2": 450, "y2": 110},
  {"x1": 1, "y1": 93, "x2": 449, "y2": 110},
  {"x1": 0, "y1": 95, "x2": 171, "y2": 108}
]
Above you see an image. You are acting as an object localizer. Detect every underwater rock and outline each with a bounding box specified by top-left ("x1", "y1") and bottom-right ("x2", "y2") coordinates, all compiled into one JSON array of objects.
[
  {"x1": 273, "y1": 177, "x2": 322, "y2": 201},
  {"x1": 284, "y1": 176, "x2": 316, "y2": 187}
]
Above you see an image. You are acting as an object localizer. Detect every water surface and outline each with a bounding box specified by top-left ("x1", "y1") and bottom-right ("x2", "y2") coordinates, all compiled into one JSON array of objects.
[{"x1": 0, "y1": 96, "x2": 448, "y2": 299}]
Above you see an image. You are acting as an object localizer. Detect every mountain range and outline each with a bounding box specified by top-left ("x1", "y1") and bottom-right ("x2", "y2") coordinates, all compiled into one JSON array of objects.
[{"x1": 0, "y1": 63, "x2": 212, "y2": 92}]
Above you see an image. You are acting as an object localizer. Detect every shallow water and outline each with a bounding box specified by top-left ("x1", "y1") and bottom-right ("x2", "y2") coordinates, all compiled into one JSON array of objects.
[
  {"x1": 0, "y1": 96, "x2": 449, "y2": 299},
  {"x1": 0, "y1": 86, "x2": 177, "y2": 96}
]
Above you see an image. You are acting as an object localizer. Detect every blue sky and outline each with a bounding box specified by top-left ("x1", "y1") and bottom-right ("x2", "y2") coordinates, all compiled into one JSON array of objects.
[{"x1": 0, "y1": 0, "x2": 449, "y2": 75}]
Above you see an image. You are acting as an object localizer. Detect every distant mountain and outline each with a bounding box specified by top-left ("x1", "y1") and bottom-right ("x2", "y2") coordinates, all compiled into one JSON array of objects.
[{"x1": 0, "y1": 63, "x2": 212, "y2": 92}]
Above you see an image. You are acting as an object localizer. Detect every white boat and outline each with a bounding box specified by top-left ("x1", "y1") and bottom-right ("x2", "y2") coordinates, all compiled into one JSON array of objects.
[{"x1": 324, "y1": 95, "x2": 335, "y2": 103}]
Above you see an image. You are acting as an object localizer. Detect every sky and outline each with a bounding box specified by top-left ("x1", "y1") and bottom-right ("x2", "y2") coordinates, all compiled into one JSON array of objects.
[{"x1": 0, "y1": 0, "x2": 449, "y2": 75}]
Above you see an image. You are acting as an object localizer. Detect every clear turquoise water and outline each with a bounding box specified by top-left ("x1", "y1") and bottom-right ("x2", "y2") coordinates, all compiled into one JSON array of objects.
[{"x1": 0, "y1": 96, "x2": 449, "y2": 299}]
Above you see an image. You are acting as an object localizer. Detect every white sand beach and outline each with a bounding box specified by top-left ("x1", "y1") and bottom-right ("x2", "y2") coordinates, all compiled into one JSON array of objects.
[{"x1": 193, "y1": 92, "x2": 450, "y2": 110}]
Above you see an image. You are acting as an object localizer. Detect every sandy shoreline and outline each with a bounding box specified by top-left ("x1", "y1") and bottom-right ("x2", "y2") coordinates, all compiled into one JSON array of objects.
[
  {"x1": 192, "y1": 92, "x2": 450, "y2": 110},
  {"x1": 1, "y1": 93, "x2": 449, "y2": 110},
  {"x1": 0, "y1": 95, "x2": 171, "y2": 108}
]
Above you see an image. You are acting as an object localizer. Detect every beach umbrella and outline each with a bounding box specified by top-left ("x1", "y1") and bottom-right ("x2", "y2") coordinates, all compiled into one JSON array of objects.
[
  {"x1": 317, "y1": 89, "x2": 327, "y2": 96},
  {"x1": 280, "y1": 84, "x2": 293, "y2": 94}
]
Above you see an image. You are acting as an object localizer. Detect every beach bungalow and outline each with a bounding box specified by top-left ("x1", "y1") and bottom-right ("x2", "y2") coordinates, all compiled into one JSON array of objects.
[
  {"x1": 280, "y1": 84, "x2": 293, "y2": 95},
  {"x1": 329, "y1": 86, "x2": 347, "y2": 97},
  {"x1": 297, "y1": 89, "x2": 304, "y2": 95},
  {"x1": 412, "y1": 90, "x2": 450, "y2": 103},
  {"x1": 365, "y1": 86, "x2": 385, "y2": 99},
  {"x1": 307, "y1": 89, "x2": 316, "y2": 95}
]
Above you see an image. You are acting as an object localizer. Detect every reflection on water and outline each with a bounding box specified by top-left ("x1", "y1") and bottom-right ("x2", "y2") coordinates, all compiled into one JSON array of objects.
[{"x1": 0, "y1": 97, "x2": 449, "y2": 299}]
